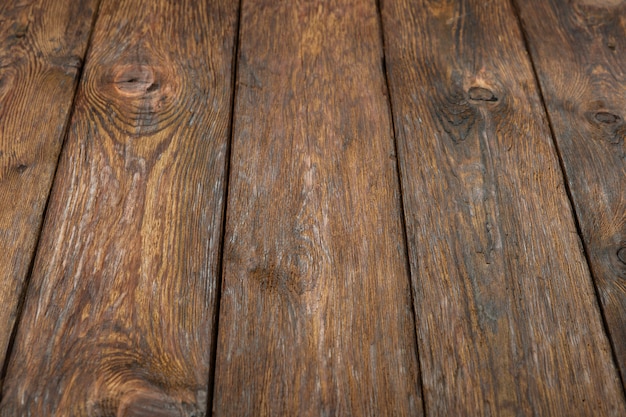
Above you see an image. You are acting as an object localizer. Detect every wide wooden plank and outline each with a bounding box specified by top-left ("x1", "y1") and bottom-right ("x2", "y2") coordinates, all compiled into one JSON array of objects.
[
  {"x1": 514, "y1": 0, "x2": 626, "y2": 389},
  {"x1": 213, "y1": 0, "x2": 423, "y2": 415},
  {"x1": 0, "y1": 0, "x2": 238, "y2": 414},
  {"x1": 0, "y1": 0, "x2": 97, "y2": 369},
  {"x1": 381, "y1": 0, "x2": 626, "y2": 415}
]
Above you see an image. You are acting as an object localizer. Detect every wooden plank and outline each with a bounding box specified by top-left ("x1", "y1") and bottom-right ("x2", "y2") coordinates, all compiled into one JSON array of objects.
[
  {"x1": 213, "y1": 0, "x2": 423, "y2": 415},
  {"x1": 514, "y1": 0, "x2": 626, "y2": 389},
  {"x1": 0, "y1": 0, "x2": 98, "y2": 370},
  {"x1": 381, "y1": 0, "x2": 626, "y2": 415},
  {"x1": 0, "y1": 0, "x2": 238, "y2": 414}
]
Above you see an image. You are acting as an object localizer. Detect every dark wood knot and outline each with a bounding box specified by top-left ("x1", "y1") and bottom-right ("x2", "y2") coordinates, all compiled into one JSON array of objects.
[
  {"x1": 594, "y1": 111, "x2": 621, "y2": 124},
  {"x1": 468, "y1": 86, "x2": 498, "y2": 102},
  {"x1": 617, "y1": 247, "x2": 626, "y2": 265},
  {"x1": 114, "y1": 65, "x2": 160, "y2": 97},
  {"x1": 94, "y1": 60, "x2": 184, "y2": 137},
  {"x1": 586, "y1": 109, "x2": 624, "y2": 144}
]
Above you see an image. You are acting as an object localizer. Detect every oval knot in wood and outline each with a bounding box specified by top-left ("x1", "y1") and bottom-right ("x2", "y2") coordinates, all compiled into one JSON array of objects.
[
  {"x1": 114, "y1": 65, "x2": 160, "y2": 97},
  {"x1": 618, "y1": 247, "x2": 626, "y2": 265},
  {"x1": 594, "y1": 111, "x2": 621, "y2": 124},
  {"x1": 95, "y1": 62, "x2": 185, "y2": 135},
  {"x1": 468, "y1": 86, "x2": 498, "y2": 102}
]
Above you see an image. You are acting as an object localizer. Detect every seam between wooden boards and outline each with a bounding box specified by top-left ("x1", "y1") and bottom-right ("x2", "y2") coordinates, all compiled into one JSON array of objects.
[
  {"x1": 207, "y1": 0, "x2": 243, "y2": 414},
  {"x1": 375, "y1": 0, "x2": 428, "y2": 415}
]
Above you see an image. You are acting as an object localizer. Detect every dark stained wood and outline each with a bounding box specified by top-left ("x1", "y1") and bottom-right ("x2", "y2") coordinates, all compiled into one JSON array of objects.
[
  {"x1": 213, "y1": 0, "x2": 423, "y2": 415},
  {"x1": 514, "y1": 0, "x2": 626, "y2": 389},
  {"x1": 381, "y1": 0, "x2": 626, "y2": 415},
  {"x1": 0, "y1": 0, "x2": 97, "y2": 369},
  {"x1": 0, "y1": 0, "x2": 238, "y2": 414}
]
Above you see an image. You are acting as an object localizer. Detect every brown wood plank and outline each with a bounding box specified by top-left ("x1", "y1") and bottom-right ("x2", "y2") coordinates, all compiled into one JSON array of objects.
[
  {"x1": 514, "y1": 0, "x2": 626, "y2": 389},
  {"x1": 381, "y1": 0, "x2": 626, "y2": 415},
  {"x1": 0, "y1": 0, "x2": 238, "y2": 414},
  {"x1": 213, "y1": 0, "x2": 423, "y2": 415},
  {"x1": 0, "y1": 0, "x2": 98, "y2": 369}
]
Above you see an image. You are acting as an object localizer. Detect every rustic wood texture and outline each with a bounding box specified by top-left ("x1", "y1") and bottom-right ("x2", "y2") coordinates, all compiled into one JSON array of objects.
[
  {"x1": 514, "y1": 0, "x2": 626, "y2": 389},
  {"x1": 213, "y1": 0, "x2": 423, "y2": 415},
  {"x1": 0, "y1": 0, "x2": 238, "y2": 415},
  {"x1": 0, "y1": 0, "x2": 97, "y2": 369},
  {"x1": 381, "y1": 0, "x2": 626, "y2": 415}
]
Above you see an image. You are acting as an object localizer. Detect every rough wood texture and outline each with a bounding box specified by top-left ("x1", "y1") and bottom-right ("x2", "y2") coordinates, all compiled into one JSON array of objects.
[
  {"x1": 0, "y1": 0, "x2": 97, "y2": 369},
  {"x1": 0, "y1": 0, "x2": 238, "y2": 415},
  {"x1": 213, "y1": 0, "x2": 423, "y2": 415},
  {"x1": 514, "y1": 0, "x2": 626, "y2": 389},
  {"x1": 381, "y1": 0, "x2": 626, "y2": 415}
]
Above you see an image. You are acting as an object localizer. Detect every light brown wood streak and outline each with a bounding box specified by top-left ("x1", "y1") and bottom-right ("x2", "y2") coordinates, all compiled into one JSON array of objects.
[
  {"x1": 0, "y1": 0, "x2": 238, "y2": 415},
  {"x1": 213, "y1": 0, "x2": 423, "y2": 415},
  {"x1": 0, "y1": 0, "x2": 97, "y2": 370},
  {"x1": 514, "y1": 0, "x2": 626, "y2": 390},
  {"x1": 381, "y1": 0, "x2": 626, "y2": 415}
]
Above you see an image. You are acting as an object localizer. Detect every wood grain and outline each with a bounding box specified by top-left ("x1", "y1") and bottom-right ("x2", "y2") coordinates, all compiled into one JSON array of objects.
[
  {"x1": 514, "y1": 0, "x2": 626, "y2": 389},
  {"x1": 213, "y1": 0, "x2": 423, "y2": 415},
  {"x1": 0, "y1": 0, "x2": 238, "y2": 415},
  {"x1": 0, "y1": 0, "x2": 97, "y2": 370},
  {"x1": 381, "y1": 0, "x2": 626, "y2": 415}
]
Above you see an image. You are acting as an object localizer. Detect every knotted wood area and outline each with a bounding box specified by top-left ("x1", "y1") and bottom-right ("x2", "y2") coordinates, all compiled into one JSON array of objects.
[{"x1": 0, "y1": 0, "x2": 624, "y2": 416}]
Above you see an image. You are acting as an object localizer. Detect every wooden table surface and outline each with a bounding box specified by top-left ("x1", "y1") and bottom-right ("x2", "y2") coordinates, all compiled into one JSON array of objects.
[{"x1": 0, "y1": 0, "x2": 624, "y2": 415}]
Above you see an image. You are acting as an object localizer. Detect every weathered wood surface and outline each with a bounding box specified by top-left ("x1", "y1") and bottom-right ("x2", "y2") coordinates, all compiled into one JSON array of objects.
[
  {"x1": 381, "y1": 0, "x2": 626, "y2": 415},
  {"x1": 213, "y1": 0, "x2": 423, "y2": 415},
  {"x1": 0, "y1": 0, "x2": 238, "y2": 414},
  {"x1": 514, "y1": 0, "x2": 626, "y2": 389},
  {"x1": 0, "y1": 0, "x2": 97, "y2": 370}
]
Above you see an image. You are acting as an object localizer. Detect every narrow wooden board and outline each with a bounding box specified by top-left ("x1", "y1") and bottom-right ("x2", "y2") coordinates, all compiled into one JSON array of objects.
[
  {"x1": 0, "y1": 0, "x2": 238, "y2": 414},
  {"x1": 514, "y1": 0, "x2": 626, "y2": 389},
  {"x1": 381, "y1": 0, "x2": 626, "y2": 415},
  {"x1": 213, "y1": 0, "x2": 423, "y2": 415},
  {"x1": 0, "y1": 0, "x2": 97, "y2": 369}
]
